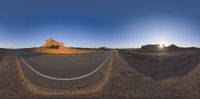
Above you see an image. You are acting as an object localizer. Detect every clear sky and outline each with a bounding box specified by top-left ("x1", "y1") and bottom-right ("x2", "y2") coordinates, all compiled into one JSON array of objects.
[{"x1": 0, "y1": 0, "x2": 200, "y2": 48}]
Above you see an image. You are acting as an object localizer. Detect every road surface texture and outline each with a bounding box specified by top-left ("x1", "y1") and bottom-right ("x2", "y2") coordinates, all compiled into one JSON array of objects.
[{"x1": 17, "y1": 50, "x2": 112, "y2": 88}]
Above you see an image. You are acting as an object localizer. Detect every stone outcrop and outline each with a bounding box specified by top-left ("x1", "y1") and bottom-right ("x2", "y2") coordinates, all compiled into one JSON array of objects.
[
  {"x1": 42, "y1": 38, "x2": 65, "y2": 49},
  {"x1": 31, "y1": 38, "x2": 95, "y2": 55},
  {"x1": 141, "y1": 44, "x2": 160, "y2": 49},
  {"x1": 167, "y1": 44, "x2": 179, "y2": 49},
  {"x1": 141, "y1": 44, "x2": 166, "y2": 49}
]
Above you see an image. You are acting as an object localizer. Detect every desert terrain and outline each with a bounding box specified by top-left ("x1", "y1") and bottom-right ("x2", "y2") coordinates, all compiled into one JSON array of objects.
[
  {"x1": 26, "y1": 38, "x2": 96, "y2": 55},
  {"x1": 0, "y1": 47, "x2": 200, "y2": 98}
]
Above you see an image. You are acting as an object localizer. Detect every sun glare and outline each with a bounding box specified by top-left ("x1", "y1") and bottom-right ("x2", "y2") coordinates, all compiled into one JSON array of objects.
[
  {"x1": 157, "y1": 41, "x2": 165, "y2": 48},
  {"x1": 158, "y1": 42, "x2": 165, "y2": 48}
]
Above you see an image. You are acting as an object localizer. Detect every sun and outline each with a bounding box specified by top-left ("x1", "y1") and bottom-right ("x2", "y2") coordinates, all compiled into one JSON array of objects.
[
  {"x1": 158, "y1": 42, "x2": 165, "y2": 48},
  {"x1": 159, "y1": 43, "x2": 164, "y2": 48}
]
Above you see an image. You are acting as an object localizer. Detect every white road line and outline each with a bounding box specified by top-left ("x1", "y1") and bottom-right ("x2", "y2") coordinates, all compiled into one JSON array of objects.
[{"x1": 16, "y1": 50, "x2": 113, "y2": 81}]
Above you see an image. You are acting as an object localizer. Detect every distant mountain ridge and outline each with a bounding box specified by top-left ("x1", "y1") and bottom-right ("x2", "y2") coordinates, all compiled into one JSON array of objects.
[
  {"x1": 141, "y1": 44, "x2": 200, "y2": 50},
  {"x1": 141, "y1": 44, "x2": 179, "y2": 49}
]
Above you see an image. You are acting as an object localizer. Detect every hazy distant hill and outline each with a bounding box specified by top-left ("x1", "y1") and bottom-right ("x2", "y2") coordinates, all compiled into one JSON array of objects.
[{"x1": 141, "y1": 44, "x2": 161, "y2": 49}]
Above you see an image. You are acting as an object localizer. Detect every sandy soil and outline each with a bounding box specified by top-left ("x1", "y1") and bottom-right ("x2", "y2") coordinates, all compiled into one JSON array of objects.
[
  {"x1": 0, "y1": 50, "x2": 32, "y2": 98},
  {"x1": 120, "y1": 50, "x2": 200, "y2": 80},
  {"x1": 30, "y1": 48, "x2": 96, "y2": 55}
]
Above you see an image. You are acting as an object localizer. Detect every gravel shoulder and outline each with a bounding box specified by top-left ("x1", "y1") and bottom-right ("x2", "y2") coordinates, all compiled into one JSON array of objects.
[{"x1": 0, "y1": 50, "x2": 32, "y2": 98}]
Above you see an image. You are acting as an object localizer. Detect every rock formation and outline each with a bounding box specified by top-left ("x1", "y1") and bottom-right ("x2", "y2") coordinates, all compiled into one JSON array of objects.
[
  {"x1": 31, "y1": 38, "x2": 95, "y2": 55},
  {"x1": 141, "y1": 44, "x2": 160, "y2": 49},
  {"x1": 141, "y1": 44, "x2": 167, "y2": 49},
  {"x1": 42, "y1": 38, "x2": 65, "y2": 49},
  {"x1": 167, "y1": 44, "x2": 179, "y2": 49}
]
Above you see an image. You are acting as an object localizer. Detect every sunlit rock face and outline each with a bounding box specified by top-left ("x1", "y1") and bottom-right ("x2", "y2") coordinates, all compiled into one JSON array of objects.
[
  {"x1": 42, "y1": 38, "x2": 65, "y2": 49},
  {"x1": 31, "y1": 38, "x2": 95, "y2": 55}
]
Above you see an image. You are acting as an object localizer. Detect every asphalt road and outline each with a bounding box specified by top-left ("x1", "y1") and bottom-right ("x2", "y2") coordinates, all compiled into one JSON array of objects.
[{"x1": 17, "y1": 50, "x2": 112, "y2": 88}]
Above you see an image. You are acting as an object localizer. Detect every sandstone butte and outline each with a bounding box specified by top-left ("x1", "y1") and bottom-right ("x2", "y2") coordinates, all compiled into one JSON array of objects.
[{"x1": 31, "y1": 38, "x2": 96, "y2": 55}]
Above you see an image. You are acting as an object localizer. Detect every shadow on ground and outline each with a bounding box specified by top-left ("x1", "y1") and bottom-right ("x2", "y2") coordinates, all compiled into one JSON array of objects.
[{"x1": 120, "y1": 50, "x2": 200, "y2": 80}]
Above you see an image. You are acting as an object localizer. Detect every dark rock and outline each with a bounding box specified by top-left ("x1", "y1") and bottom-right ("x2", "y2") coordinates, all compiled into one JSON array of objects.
[
  {"x1": 141, "y1": 44, "x2": 160, "y2": 49},
  {"x1": 168, "y1": 44, "x2": 179, "y2": 49}
]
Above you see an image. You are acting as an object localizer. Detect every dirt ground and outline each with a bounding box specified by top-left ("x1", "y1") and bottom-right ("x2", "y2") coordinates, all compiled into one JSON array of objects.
[
  {"x1": 0, "y1": 50, "x2": 32, "y2": 98},
  {"x1": 1, "y1": 49, "x2": 200, "y2": 98}
]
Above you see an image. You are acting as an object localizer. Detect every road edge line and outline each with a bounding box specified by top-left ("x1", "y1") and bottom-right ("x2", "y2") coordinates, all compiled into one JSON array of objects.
[
  {"x1": 16, "y1": 50, "x2": 113, "y2": 81},
  {"x1": 15, "y1": 51, "x2": 113, "y2": 96}
]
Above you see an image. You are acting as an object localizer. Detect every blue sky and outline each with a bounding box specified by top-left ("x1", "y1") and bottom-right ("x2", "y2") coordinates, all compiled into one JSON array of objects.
[{"x1": 0, "y1": 0, "x2": 200, "y2": 48}]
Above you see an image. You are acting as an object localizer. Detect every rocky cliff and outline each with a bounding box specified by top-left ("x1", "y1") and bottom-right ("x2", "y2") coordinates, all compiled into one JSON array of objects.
[
  {"x1": 42, "y1": 38, "x2": 65, "y2": 49},
  {"x1": 31, "y1": 38, "x2": 95, "y2": 55}
]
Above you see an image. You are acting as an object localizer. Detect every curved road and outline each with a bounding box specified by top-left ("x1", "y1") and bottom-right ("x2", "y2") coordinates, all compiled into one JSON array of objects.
[{"x1": 17, "y1": 50, "x2": 112, "y2": 88}]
